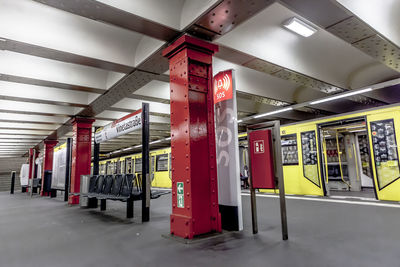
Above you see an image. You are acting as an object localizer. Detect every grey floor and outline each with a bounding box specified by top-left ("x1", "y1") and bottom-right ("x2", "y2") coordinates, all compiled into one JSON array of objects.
[
  {"x1": 329, "y1": 187, "x2": 376, "y2": 198},
  {"x1": 1, "y1": 191, "x2": 399, "y2": 267}
]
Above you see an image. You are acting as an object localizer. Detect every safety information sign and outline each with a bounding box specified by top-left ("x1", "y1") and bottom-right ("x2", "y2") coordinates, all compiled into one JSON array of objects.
[
  {"x1": 213, "y1": 70, "x2": 233, "y2": 104},
  {"x1": 177, "y1": 182, "x2": 184, "y2": 208},
  {"x1": 94, "y1": 109, "x2": 142, "y2": 144}
]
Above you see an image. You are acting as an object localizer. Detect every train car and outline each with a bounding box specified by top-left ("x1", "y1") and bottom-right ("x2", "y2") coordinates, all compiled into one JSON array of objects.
[
  {"x1": 95, "y1": 104, "x2": 400, "y2": 201},
  {"x1": 280, "y1": 104, "x2": 400, "y2": 202},
  {"x1": 97, "y1": 147, "x2": 172, "y2": 188}
]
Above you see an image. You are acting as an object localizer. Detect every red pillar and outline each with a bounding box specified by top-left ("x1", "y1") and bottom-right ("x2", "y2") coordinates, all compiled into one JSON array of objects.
[
  {"x1": 163, "y1": 35, "x2": 221, "y2": 239},
  {"x1": 41, "y1": 140, "x2": 58, "y2": 196},
  {"x1": 68, "y1": 118, "x2": 94, "y2": 205}
]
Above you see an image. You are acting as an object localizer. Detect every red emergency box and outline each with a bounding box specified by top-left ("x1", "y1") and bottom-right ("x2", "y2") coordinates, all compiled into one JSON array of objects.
[{"x1": 249, "y1": 129, "x2": 275, "y2": 189}]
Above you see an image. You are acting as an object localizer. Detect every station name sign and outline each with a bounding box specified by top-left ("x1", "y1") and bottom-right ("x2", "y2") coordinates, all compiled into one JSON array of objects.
[{"x1": 94, "y1": 109, "x2": 142, "y2": 144}]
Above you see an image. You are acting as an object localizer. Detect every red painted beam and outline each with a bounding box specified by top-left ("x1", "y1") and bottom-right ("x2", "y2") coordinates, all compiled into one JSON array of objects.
[
  {"x1": 68, "y1": 118, "x2": 94, "y2": 205},
  {"x1": 163, "y1": 35, "x2": 221, "y2": 239}
]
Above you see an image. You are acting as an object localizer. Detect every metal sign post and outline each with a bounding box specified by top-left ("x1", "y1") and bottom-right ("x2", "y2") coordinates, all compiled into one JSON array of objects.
[
  {"x1": 10, "y1": 171, "x2": 16, "y2": 194},
  {"x1": 64, "y1": 138, "x2": 72, "y2": 202},
  {"x1": 247, "y1": 120, "x2": 288, "y2": 240},
  {"x1": 94, "y1": 103, "x2": 150, "y2": 223},
  {"x1": 141, "y1": 102, "x2": 150, "y2": 222},
  {"x1": 30, "y1": 149, "x2": 36, "y2": 198}
]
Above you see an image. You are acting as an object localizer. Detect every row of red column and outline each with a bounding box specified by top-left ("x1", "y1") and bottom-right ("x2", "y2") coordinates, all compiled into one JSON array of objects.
[
  {"x1": 26, "y1": 35, "x2": 221, "y2": 239},
  {"x1": 27, "y1": 118, "x2": 94, "y2": 204}
]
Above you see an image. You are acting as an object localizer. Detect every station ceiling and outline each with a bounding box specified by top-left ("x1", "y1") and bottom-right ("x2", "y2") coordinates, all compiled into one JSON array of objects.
[{"x1": 0, "y1": 0, "x2": 399, "y2": 157}]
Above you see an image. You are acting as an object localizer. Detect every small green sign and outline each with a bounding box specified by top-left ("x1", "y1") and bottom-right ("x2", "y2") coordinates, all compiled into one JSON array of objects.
[{"x1": 177, "y1": 182, "x2": 184, "y2": 208}]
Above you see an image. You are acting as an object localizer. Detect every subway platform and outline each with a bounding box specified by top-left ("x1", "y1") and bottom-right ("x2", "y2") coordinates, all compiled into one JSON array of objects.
[{"x1": 1, "y1": 192, "x2": 399, "y2": 267}]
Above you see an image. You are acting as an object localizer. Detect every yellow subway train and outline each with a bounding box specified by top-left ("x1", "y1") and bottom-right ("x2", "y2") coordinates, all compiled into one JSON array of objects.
[
  {"x1": 96, "y1": 148, "x2": 172, "y2": 189},
  {"x1": 95, "y1": 103, "x2": 400, "y2": 202}
]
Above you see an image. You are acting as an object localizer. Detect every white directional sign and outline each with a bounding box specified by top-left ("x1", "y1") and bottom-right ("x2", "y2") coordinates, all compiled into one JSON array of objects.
[{"x1": 94, "y1": 109, "x2": 142, "y2": 144}]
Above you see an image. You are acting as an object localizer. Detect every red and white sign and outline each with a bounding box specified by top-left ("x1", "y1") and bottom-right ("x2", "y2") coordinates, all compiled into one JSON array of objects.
[
  {"x1": 213, "y1": 70, "x2": 233, "y2": 104},
  {"x1": 249, "y1": 129, "x2": 275, "y2": 189},
  {"x1": 94, "y1": 109, "x2": 142, "y2": 144},
  {"x1": 253, "y1": 140, "x2": 265, "y2": 154}
]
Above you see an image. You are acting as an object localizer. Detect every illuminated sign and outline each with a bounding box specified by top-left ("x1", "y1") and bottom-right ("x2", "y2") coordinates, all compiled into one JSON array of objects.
[
  {"x1": 213, "y1": 70, "x2": 233, "y2": 104},
  {"x1": 94, "y1": 110, "x2": 142, "y2": 144}
]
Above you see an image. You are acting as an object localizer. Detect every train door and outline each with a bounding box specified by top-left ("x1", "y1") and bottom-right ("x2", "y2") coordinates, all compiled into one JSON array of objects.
[
  {"x1": 299, "y1": 125, "x2": 324, "y2": 196},
  {"x1": 319, "y1": 118, "x2": 376, "y2": 198},
  {"x1": 367, "y1": 112, "x2": 400, "y2": 201},
  {"x1": 355, "y1": 133, "x2": 374, "y2": 188},
  {"x1": 238, "y1": 143, "x2": 249, "y2": 189}
]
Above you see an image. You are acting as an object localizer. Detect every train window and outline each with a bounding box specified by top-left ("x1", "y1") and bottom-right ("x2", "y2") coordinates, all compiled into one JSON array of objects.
[
  {"x1": 125, "y1": 158, "x2": 132, "y2": 174},
  {"x1": 301, "y1": 131, "x2": 320, "y2": 187},
  {"x1": 135, "y1": 158, "x2": 142, "y2": 173},
  {"x1": 370, "y1": 119, "x2": 400, "y2": 189},
  {"x1": 281, "y1": 134, "x2": 298, "y2": 165},
  {"x1": 357, "y1": 135, "x2": 372, "y2": 178},
  {"x1": 151, "y1": 156, "x2": 156, "y2": 172},
  {"x1": 156, "y1": 154, "x2": 169, "y2": 171},
  {"x1": 116, "y1": 160, "x2": 121, "y2": 174},
  {"x1": 106, "y1": 161, "x2": 112, "y2": 175},
  {"x1": 121, "y1": 160, "x2": 125, "y2": 174},
  {"x1": 100, "y1": 164, "x2": 106, "y2": 175}
]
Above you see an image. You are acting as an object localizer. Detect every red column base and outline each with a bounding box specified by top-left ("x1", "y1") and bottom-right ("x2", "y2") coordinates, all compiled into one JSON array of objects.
[
  {"x1": 41, "y1": 191, "x2": 50, "y2": 197},
  {"x1": 170, "y1": 214, "x2": 194, "y2": 239},
  {"x1": 170, "y1": 213, "x2": 221, "y2": 239},
  {"x1": 68, "y1": 195, "x2": 79, "y2": 205}
]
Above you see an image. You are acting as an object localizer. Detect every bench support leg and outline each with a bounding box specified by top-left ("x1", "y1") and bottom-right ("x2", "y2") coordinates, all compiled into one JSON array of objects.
[
  {"x1": 100, "y1": 199, "x2": 106, "y2": 211},
  {"x1": 88, "y1": 198, "x2": 98, "y2": 208},
  {"x1": 127, "y1": 198, "x2": 134, "y2": 219},
  {"x1": 50, "y1": 189, "x2": 57, "y2": 198}
]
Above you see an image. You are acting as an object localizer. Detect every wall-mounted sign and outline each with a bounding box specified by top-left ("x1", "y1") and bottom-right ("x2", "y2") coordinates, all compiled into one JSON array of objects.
[
  {"x1": 213, "y1": 70, "x2": 233, "y2": 104},
  {"x1": 253, "y1": 140, "x2": 265, "y2": 154},
  {"x1": 177, "y1": 182, "x2": 184, "y2": 208},
  {"x1": 94, "y1": 109, "x2": 142, "y2": 144},
  {"x1": 214, "y1": 69, "x2": 243, "y2": 231}
]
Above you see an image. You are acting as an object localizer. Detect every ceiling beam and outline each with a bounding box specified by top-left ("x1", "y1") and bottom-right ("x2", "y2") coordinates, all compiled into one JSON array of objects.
[
  {"x1": 0, "y1": 38, "x2": 133, "y2": 73},
  {"x1": 0, "y1": 74, "x2": 106, "y2": 94},
  {"x1": 32, "y1": 0, "x2": 181, "y2": 42}
]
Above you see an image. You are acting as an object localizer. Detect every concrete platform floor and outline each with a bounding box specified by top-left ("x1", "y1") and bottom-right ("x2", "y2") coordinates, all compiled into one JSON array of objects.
[{"x1": 1, "y1": 192, "x2": 400, "y2": 267}]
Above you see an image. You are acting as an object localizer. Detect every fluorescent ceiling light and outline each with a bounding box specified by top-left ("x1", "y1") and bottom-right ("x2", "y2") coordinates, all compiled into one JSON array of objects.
[
  {"x1": 349, "y1": 129, "x2": 367, "y2": 133},
  {"x1": 237, "y1": 119, "x2": 243, "y2": 123},
  {"x1": 283, "y1": 17, "x2": 317, "y2": 37},
  {"x1": 310, "y1": 88, "x2": 372, "y2": 105},
  {"x1": 253, "y1": 107, "x2": 293, "y2": 119}
]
